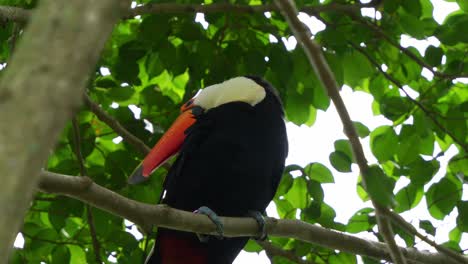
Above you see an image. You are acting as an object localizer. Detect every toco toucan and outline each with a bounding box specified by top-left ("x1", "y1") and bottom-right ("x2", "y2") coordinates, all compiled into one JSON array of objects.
[{"x1": 129, "y1": 76, "x2": 288, "y2": 264}]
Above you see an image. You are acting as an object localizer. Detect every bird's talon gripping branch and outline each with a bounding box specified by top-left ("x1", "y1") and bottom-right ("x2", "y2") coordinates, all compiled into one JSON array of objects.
[
  {"x1": 248, "y1": 210, "x2": 267, "y2": 241},
  {"x1": 194, "y1": 206, "x2": 224, "y2": 242}
]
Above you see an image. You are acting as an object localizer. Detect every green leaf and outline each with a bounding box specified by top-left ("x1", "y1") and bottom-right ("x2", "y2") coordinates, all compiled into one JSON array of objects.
[
  {"x1": 302, "y1": 200, "x2": 321, "y2": 221},
  {"x1": 113, "y1": 40, "x2": 146, "y2": 84},
  {"x1": 380, "y1": 95, "x2": 412, "y2": 121},
  {"x1": 365, "y1": 165, "x2": 395, "y2": 206},
  {"x1": 48, "y1": 197, "x2": 84, "y2": 232},
  {"x1": 275, "y1": 172, "x2": 294, "y2": 198},
  {"x1": 399, "y1": 11, "x2": 426, "y2": 38},
  {"x1": 408, "y1": 157, "x2": 439, "y2": 186},
  {"x1": 421, "y1": 0, "x2": 434, "y2": 18},
  {"x1": 329, "y1": 252, "x2": 357, "y2": 264},
  {"x1": 243, "y1": 240, "x2": 262, "y2": 252},
  {"x1": 419, "y1": 220, "x2": 436, "y2": 236},
  {"x1": 51, "y1": 245, "x2": 71, "y2": 264},
  {"x1": 315, "y1": 202, "x2": 337, "y2": 227},
  {"x1": 329, "y1": 151, "x2": 352, "y2": 172},
  {"x1": 304, "y1": 163, "x2": 334, "y2": 183},
  {"x1": 68, "y1": 245, "x2": 86, "y2": 263},
  {"x1": 108, "y1": 86, "x2": 135, "y2": 103},
  {"x1": 284, "y1": 177, "x2": 308, "y2": 209},
  {"x1": 334, "y1": 139, "x2": 354, "y2": 162},
  {"x1": 425, "y1": 45, "x2": 444, "y2": 67},
  {"x1": 397, "y1": 125, "x2": 422, "y2": 165},
  {"x1": 275, "y1": 199, "x2": 295, "y2": 219},
  {"x1": 353, "y1": 121, "x2": 370, "y2": 138},
  {"x1": 370, "y1": 126, "x2": 398, "y2": 162},
  {"x1": 456, "y1": 201, "x2": 468, "y2": 232},
  {"x1": 449, "y1": 227, "x2": 462, "y2": 243},
  {"x1": 402, "y1": 0, "x2": 422, "y2": 17},
  {"x1": 308, "y1": 180, "x2": 324, "y2": 202},
  {"x1": 285, "y1": 81, "x2": 317, "y2": 126},
  {"x1": 342, "y1": 50, "x2": 374, "y2": 87},
  {"x1": 426, "y1": 176, "x2": 462, "y2": 220},
  {"x1": 449, "y1": 154, "x2": 468, "y2": 176},
  {"x1": 395, "y1": 183, "x2": 424, "y2": 212},
  {"x1": 347, "y1": 208, "x2": 375, "y2": 233},
  {"x1": 435, "y1": 14, "x2": 468, "y2": 45},
  {"x1": 457, "y1": 0, "x2": 468, "y2": 11}
]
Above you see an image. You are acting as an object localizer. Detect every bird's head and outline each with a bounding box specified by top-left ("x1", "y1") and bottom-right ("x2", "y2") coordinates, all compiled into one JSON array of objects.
[{"x1": 128, "y1": 76, "x2": 282, "y2": 184}]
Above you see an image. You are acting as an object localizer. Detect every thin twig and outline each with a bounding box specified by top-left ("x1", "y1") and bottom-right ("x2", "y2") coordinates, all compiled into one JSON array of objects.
[
  {"x1": 351, "y1": 16, "x2": 468, "y2": 80},
  {"x1": 273, "y1": 0, "x2": 407, "y2": 263},
  {"x1": 83, "y1": 93, "x2": 151, "y2": 156},
  {"x1": 0, "y1": 2, "x2": 374, "y2": 23},
  {"x1": 83, "y1": 93, "x2": 172, "y2": 170},
  {"x1": 352, "y1": 42, "x2": 468, "y2": 153},
  {"x1": 71, "y1": 118, "x2": 102, "y2": 263},
  {"x1": 387, "y1": 212, "x2": 468, "y2": 264},
  {"x1": 124, "y1": 2, "x2": 363, "y2": 18}
]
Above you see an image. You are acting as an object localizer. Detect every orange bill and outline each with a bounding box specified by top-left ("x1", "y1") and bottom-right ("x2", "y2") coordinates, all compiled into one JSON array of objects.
[{"x1": 128, "y1": 109, "x2": 196, "y2": 184}]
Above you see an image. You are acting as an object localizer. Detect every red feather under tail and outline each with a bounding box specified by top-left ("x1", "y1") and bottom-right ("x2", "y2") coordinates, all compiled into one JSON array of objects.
[{"x1": 157, "y1": 230, "x2": 208, "y2": 264}]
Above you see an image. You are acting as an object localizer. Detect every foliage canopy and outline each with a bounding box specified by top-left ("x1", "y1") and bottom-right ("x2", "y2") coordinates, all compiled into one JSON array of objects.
[{"x1": 1, "y1": 0, "x2": 467, "y2": 263}]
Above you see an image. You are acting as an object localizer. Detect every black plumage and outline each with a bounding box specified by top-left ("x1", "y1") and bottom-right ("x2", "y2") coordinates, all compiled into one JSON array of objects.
[{"x1": 147, "y1": 76, "x2": 288, "y2": 264}]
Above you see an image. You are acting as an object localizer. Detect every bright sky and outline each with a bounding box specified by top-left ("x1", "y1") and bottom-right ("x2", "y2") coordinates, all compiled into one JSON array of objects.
[{"x1": 13, "y1": 0, "x2": 467, "y2": 263}]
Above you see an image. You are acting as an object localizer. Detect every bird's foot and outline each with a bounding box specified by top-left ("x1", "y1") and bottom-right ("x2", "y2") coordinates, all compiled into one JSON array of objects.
[
  {"x1": 194, "y1": 206, "x2": 224, "y2": 242},
  {"x1": 248, "y1": 211, "x2": 267, "y2": 241}
]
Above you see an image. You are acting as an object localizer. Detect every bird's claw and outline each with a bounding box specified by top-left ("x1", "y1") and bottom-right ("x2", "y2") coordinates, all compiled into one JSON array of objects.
[
  {"x1": 194, "y1": 206, "x2": 224, "y2": 242},
  {"x1": 248, "y1": 210, "x2": 267, "y2": 241}
]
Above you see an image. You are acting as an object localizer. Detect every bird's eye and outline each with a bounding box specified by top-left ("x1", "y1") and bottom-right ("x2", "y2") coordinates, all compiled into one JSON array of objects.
[{"x1": 180, "y1": 99, "x2": 195, "y2": 112}]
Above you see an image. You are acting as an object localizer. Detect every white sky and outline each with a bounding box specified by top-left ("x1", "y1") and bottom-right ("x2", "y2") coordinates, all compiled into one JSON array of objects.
[{"x1": 14, "y1": 0, "x2": 467, "y2": 263}]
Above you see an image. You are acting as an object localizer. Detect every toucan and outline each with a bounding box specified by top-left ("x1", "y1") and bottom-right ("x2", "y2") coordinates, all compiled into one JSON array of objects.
[{"x1": 129, "y1": 76, "x2": 288, "y2": 264}]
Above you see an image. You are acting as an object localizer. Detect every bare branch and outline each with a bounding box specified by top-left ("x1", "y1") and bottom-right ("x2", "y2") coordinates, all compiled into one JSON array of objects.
[
  {"x1": 71, "y1": 118, "x2": 102, "y2": 263},
  {"x1": 83, "y1": 93, "x2": 173, "y2": 170},
  {"x1": 0, "y1": 2, "x2": 368, "y2": 23},
  {"x1": 352, "y1": 42, "x2": 468, "y2": 153},
  {"x1": 272, "y1": 0, "x2": 407, "y2": 263},
  {"x1": 37, "y1": 171, "x2": 465, "y2": 264},
  {"x1": 351, "y1": 17, "x2": 468, "y2": 80},
  {"x1": 0, "y1": 6, "x2": 30, "y2": 23},
  {"x1": 387, "y1": 211, "x2": 468, "y2": 264},
  {"x1": 123, "y1": 2, "x2": 362, "y2": 18},
  {"x1": 83, "y1": 93, "x2": 151, "y2": 156}
]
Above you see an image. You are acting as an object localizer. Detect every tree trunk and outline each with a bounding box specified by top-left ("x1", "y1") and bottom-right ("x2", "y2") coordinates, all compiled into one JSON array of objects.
[{"x1": 0, "y1": 0, "x2": 129, "y2": 259}]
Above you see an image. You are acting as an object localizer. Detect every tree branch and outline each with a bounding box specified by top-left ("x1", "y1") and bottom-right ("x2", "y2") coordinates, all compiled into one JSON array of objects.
[
  {"x1": 0, "y1": 6, "x2": 30, "y2": 24},
  {"x1": 351, "y1": 16, "x2": 468, "y2": 80},
  {"x1": 37, "y1": 171, "x2": 465, "y2": 264},
  {"x1": 0, "y1": 2, "x2": 371, "y2": 23},
  {"x1": 71, "y1": 118, "x2": 102, "y2": 263},
  {"x1": 352, "y1": 42, "x2": 468, "y2": 153},
  {"x1": 387, "y1": 211, "x2": 468, "y2": 264},
  {"x1": 83, "y1": 93, "x2": 173, "y2": 170},
  {"x1": 0, "y1": 0, "x2": 130, "y2": 258},
  {"x1": 123, "y1": 2, "x2": 364, "y2": 18},
  {"x1": 272, "y1": 0, "x2": 407, "y2": 263},
  {"x1": 83, "y1": 93, "x2": 151, "y2": 156}
]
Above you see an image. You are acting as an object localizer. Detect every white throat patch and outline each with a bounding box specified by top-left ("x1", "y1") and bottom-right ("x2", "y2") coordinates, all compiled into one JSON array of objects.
[{"x1": 193, "y1": 77, "x2": 266, "y2": 110}]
